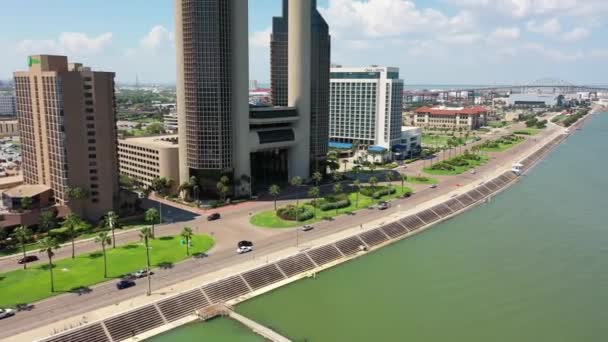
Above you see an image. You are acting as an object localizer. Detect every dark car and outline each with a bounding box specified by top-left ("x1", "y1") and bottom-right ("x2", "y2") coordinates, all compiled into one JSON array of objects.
[
  {"x1": 116, "y1": 280, "x2": 136, "y2": 290},
  {"x1": 207, "y1": 213, "x2": 221, "y2": 221},
  {"x1": 17, "y1": 255, "x2": 39, "y2": 264}
]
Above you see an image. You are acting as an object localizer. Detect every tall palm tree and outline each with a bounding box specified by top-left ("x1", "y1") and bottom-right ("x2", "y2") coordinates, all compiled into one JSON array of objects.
[
  {"x1": 63, "y1": 213, "x2": 83, "y2": 259},
  {"x1": 95, "y1": 231, "x2": 111, "y2": 278},
  {"x1": 181, "y1": 226, "x2": 193, "y2": 256},
  {"x1": 13, "y1": 225, "x2": 33, "y2": 270},
  {"x1": 353, "y1": 179, "x2": 361, "y2": 209},
  {"x1": 312, "y1": 171, "x2": 323, "y2": 186},
  {"x1": 369, "y1": 163, "x2": 377, "y2": 176},
  {"x1": 369, "y1": 176, "x2": 378, "y2": 189},
  {"x1": 38, "y1": 210, "x2": 57, "y2": 233},
  {"x1": 269, "y1": 184, "x2": 281, "y2": 212},
  {"x1": 39, "y1": 237, "x2": 60, "y2": 292},
  {"x1": 139, "y1": 227, "x2": 154, "y2": 296},
  {"x1": 145, "y1": 208, "x2": 160, "y2": 236},
  {"x1": 401, "y1": 174, "x2": 408, "y2": 192},
  {"x1": 308, "y1": 187, "x2": 320, "y2": 218},
  {"x1": 105, "y1": 211, "x2": 119, "y2": 248},
  {"x1": 290, "y1": 176, "x2": 303, "y2": 222},
  {"x1": 332, "y1": 183, "x2": 343, "y2": 215},
  {"x1": 342, "y1": 159, "x2": 349, "y2": 172},
  {"x1": 189, "y1": 176, "x2": 200, "y2": 200}
]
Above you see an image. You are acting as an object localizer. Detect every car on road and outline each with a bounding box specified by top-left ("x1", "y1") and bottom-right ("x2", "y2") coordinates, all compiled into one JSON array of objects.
[
  {"x1": 429, "y1": 184, "x2": 438, "y2": 189},
  {"x1": 131, "y1": 269, "x2": 153, "y2": 279},
  {"x1": 302, "y1": 225, "x2": 314, "y2": 232},
  {"x1": 237, "y1": 240, "x2": 254, "y2": 254},
  {"x1": 17, "y1": 255, "x2": 39, "y2": 264},
  {"x1": 116, "y1": 279, "x2": 136, "y2": 290},
  {"x1": 207, "y1": 213, "x2": 221, "y2": 221},
  {"x1": 378, "y1": 202, "x2": 390, "y2": 210},
  {"x1": 0, "y1": 308, "x2": 15, "y2": 320},
  {"x1": 470, "y1": 169, "x2": 477, "y2": 175}
]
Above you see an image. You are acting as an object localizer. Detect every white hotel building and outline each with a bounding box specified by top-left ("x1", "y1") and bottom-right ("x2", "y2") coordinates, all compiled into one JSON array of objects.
[{"x1": 329, "y1": 66, "x2": 404, "y2": 151}]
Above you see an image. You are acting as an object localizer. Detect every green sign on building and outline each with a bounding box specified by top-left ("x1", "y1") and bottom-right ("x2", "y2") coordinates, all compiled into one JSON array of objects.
[{"x1": 27, "y1": 56, "x2": 40, "y2": 67}]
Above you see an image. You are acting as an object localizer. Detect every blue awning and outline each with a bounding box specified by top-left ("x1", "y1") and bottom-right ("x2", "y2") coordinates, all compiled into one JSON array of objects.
[
  {"x1": 329, "y1": 141, "x2": 353, "y2": 149},
  {"x1": 368, "y1": 145, "x2": 387, "y2": 153}
]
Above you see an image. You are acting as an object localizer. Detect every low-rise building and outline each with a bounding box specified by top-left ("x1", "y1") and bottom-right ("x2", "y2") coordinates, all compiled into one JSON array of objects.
[
  {"x1": 163, "y1": 111, "x2": 178, "y2": 133},
  {"x1": 117, "y1": 135, "x2": 179, "y2": 192},
  {"x1": 414, "y1": 106, "x2": 487, "y2": 130},
  {"x1": 0, "y1": 93, "x2": 16, "y2": 117},
  {"x1": 0, "y1": 120, "x2": 18, "y2": 137},
  {"x1": 393, "y1": 126, "x2": 421, "y2": 160},
  {"x1": 506, "y1": 94, "x2": 563, "y2": 108}
]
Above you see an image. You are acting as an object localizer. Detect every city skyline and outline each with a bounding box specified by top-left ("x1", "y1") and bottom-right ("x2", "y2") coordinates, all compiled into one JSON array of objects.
[{"x1": 2, "y1": 0, "x2": 608, "y2": 85}]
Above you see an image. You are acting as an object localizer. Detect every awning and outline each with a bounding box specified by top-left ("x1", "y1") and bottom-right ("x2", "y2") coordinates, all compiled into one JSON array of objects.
[{"x1": 329, "y1": 141, "x2": 353, "y2": 149}]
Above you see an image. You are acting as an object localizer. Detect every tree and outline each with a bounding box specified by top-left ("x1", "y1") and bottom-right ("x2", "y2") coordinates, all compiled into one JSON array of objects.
[
  {"x1": 369, "y1": 163, "x2": 377, "y2": 176},
  {"x1": 342, "y1": 159, "x2": 349, "y2": 172},
  {"x1": 181, "y1": 226, "x2": 193, "y2": 256},
  {"x1": 369, "y1": 176, "x2": 378, "y2": 188},
  {"x1": 216, "y1": 176, "x2": 231, "y2": 202},
  {"x1": 178, "y1": 182, "x2": 191, "y2": 200},
  {"x1": 20, "y1": 197, "x2": 32, "y2": 211},
  {"x1": 145, "y1": 208, "x2": 160, "y2": 236},
  {"x1": 38, "y1": 210, "x2": 57, "y2": 233},
  {"x1": 332, "y1": 172, "x2": 342, "y2": 184},
  {"x1": 39, "y1": 237, "x2": 60, "y2": 292},
  {"x1": 353, "y1": 180, "x2": 361, "y2": 209},
  {"x1": 95, "y1": 231, "x2": 112, "y2": 278},
  {"x1": 189, "y1": 176, "x2": 200, "y2": 200},
  {"x1": 144, "y1": 122, "x2": 165, "y2": 135},
  {"x1": 290, "y1": 176, "x2": 303, "y2": 222},
  {"x1": 312, "y1": 171, "x2": 323, "y2": 186},
  {"x1": 150, "y1": 177, "x2": 172, "y2": 196},
  {"x1": 104, "y1": 211, "x2": 120, "y2": 248},
  {"x1": 139, "y1": 227, "x2": 154, "y2": 296},
  {"x1": 63, "y1": 213, "x2": 85, "y2": 259},
  {"x1": 269, "y1": 184, "x2": 281, "y2": 211},
  {"x1": 308, "y1": 187, "x2": 320, "y2": 218},
  {"x1": 326, "y1": 151, "x2": 340, "y2": 171},
  {"x1": 386, "y1": 172, "x2": 395, "y2": 190},
  {"x1": 401, "y1": 175, "x2": 408, "y2": 192},
  {"x1": 13, "y1": 226, "x2": 33, "y2": 270},
  {"x1": 332, "y1": 183, "x2": 343, "y2": 215}
]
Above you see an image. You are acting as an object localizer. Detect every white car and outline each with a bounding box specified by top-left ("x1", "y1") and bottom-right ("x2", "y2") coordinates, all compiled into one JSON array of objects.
[
  {"x1": 237, "y1": 241, "x2": 254, "y2": 254},
  {"x1": 131, "y1": 269, "x2": 153, "y2": 279},
  {"x1": 0, "y1": 308, "x2": 15, "y2": 320},
  {"x1": 301, "y1": 225, "x2": 314, "y2": 232}
]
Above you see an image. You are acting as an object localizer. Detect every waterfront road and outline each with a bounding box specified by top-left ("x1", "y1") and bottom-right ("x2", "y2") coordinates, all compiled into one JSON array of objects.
[{"x1": 0, "y1": 118, "x2": 565, "y2": 340}]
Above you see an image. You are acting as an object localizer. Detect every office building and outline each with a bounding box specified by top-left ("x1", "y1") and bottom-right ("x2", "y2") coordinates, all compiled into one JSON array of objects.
[
  {"x1": 329, "y1": 66, "x2": 404, "y2": 151},
  {"x1": 0, "y1": 93, "x2": 16, "y2": 116},
  {"x1": 271, "y1": 0, "x2": 330, "y2": 171},
  {"x1": 13, "y1": 55, "x2": 118, "y2": 220},
  {"x1": 395, "y1": 126, "x2": 422, "y2": 160},
  {"x1": 118, "y1": 135, "x2": 179, "y2": 192},
  {"x1": 414, "y1": 106, "x2": 487, "y2": 130},
  {"x1": 175, "y1": 0, "x2": 329, "y2": 196},
  {"x1": 163, "y1": 110, "x2": 178, "y2": 133},
  {"x1": 506, "y1": 94, "x2": 562, "y2": 108}
]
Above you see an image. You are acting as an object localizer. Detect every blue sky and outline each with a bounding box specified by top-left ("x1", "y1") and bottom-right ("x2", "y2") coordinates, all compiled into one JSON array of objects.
[{"x1": 2, "y1": 0, "x2": 608, "y2": 85}]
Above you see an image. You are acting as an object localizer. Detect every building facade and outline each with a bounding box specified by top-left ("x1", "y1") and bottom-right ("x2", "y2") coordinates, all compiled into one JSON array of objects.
[
  {"x1": 13, "y1": 55, "x2": 118, "y2": 220},
  {"x1": 414, "y1": 106, "x2": 487, "y2": 130},
  {"x1": 0, "y1": 120, "x2": 18, "y2": 137},
  {"x1": 271, "y1": 0, "x2": 330, "y2": 171},
  {"x1": 0, "y1": 93, "x2": 16, "y2": 116},
  {"x1": 118, "y1": 135, "x2": 179, "y2": 192},
  {"x1": 329, "y1": 66, "x2": 404, "y2": 150},
  {"x1": 175, "y1": 0, "x2": 328, "y2": 196}
]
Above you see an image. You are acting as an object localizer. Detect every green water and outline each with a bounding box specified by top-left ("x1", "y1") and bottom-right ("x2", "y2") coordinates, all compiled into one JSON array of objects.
[
  {"x1": 153, "y1": 113, "x2": 608, "y2": 341},
  {"x1": 148, "y1": 317, "x2": 265, "y2": 341}
]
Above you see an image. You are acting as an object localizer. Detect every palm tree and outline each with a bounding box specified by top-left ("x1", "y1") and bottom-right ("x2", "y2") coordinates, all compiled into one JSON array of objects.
[
  {"x1": 353, "y1": 179, "x2": 361, "y2": 209},
  {"x1": 369, "y1": 163, "x2": 377, "y2": 176},
  {"x1": 290, "y1": 176, "x2": 303, "y2": 222},
  {"x1": 401, "y1": 174, "x2": 408, "y2": 192},
  {"x1": 66, "y1": 187, "x2": 89, "y2": 215},
  {"x1": 269, "y1": 184, "x2": 281, "y2": 211},
  {"x1": 308, "y1": 187, "x2": 320, "y2": 218},
  {"x1": 63, "y1": 213, "x2": 83, "y2": 259},
  {"x1": 178, "y1": 182, "x2": 191, "y2": 200},
  {"x1": 312, "y1": 171, "x2": 323, "y2": 186},
  {"x1": 217, "y1": 175, "x2": 231, "y2": 202},
  {"x1": 189, "y1": 176, "x2": 200, "y2": 200},
  {"x1": 38, "y1": 210, "x2": 57, "y2": 232},
  {"x1": 20, "y1": 196, "x2": 32, "y2": 211},
  {"x1": 139, "y1": 227, "x2": 154, "y2": 296},
  {"x1": 105, "y1": 211, "x2": 119, "y2": 248},
  {"x1": 342, "y1": 159, "x2": 349, "y2": 172},
  {"x1": 145, "y1": 208, "x2": 160, "y2": 236},
  {"x1": 386, "y1": 172, "x2": 395, "y2": 191},
  {"x1": 181, "y1": 226, "x2": 193, "y2": 256},
  {"x1": 332, "y1": 183, "x2": 343, "y2": 215},
  {"x1": 13, "y1": 226, "x2": 33, "y2": 270},
  {"x1": 95, "y1": 231, "x2": 111, "y2": 278},
  {"x1": 369, "y1": 176, "x2": 378, "y2": 188},
  {"x1": 39, "y1": 237, "x2": 60, "y2": 292}
]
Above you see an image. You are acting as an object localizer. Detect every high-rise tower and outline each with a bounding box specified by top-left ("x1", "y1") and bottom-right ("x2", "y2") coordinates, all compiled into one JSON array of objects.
[{"x1": 271, "y1": 0, "x2": 331, "y2": 172}]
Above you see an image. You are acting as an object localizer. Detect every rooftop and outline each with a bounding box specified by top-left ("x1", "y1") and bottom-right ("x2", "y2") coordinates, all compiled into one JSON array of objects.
[
  {"x1": 118, "y1": 135, "x2": 178, "y2": 149},
  {"x1": 4, "y1": 184, "x2": 50, "y2": 198},
  {"x1": 415, "y1": 106, "x2": 488, "y2": 116}
]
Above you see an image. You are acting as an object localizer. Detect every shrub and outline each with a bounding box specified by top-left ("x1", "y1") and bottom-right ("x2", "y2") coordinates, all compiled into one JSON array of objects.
[
  {"x1": 372, "y1": 187, "x2": 396, "y2": 199},
  {"x1": 319, "y1": 199, "x2": 350, "y2": 211},
  {"x1": 514, "y1": 130, "x2": 532, "y2": 135},
  {"x1": 277, "y1": 205, "x2": 314, "y2": 221},
  {"x1": 430, "y1": 161, "x2": 456, "y2": 171},
  {"x1": 361, "y1": 186, "x2": 383, "y2": 197}
]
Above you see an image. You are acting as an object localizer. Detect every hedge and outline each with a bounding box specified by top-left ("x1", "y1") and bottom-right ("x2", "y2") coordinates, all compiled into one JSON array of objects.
[
  {"x1": 277, "y1": 205, "x2": 315, "y2": 221},
  {"x1": 372, "y1": 187, "x2": 396, "y2": 199},
  {"x1": 319, "y1": 199, "x2": 351, "y2": 211}
]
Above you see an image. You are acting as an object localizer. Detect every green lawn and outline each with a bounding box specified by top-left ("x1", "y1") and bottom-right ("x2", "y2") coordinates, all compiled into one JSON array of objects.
[
  {"x1": 406, "y1": 176, "x2": 439, "y2": 185},
  {"x1": 250, "y1": 186, "x2": 412, "y2": 228},
  {"x1": 423, "y1": 155, "x2": 489, "y2": 176},
  {"x1": 0, "y1": 234, "x2": 214, "y2": 307},
  {"x1": 487, "y1": 121, "x2": 508, "y2": 128},
  {"x1": 513, "y1": 128, "x2": 540, "y2": 136},
  {"x1": 479, "y1": 139, "x2": 524, "y2": 152},
  {"x1": 422, "y1": 135, "x2": 451, "y2": 147}
]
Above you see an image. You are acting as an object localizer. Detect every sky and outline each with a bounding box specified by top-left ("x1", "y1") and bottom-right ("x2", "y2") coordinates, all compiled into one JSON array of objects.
[{"x1": 2, "y1": 0, "x2": 608, "y2": 85}]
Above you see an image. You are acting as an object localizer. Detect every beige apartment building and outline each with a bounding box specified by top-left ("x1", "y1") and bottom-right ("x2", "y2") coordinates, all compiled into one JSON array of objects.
[
  {"x1": 13, "y1": 55, "x2": 119, "y2": 221},
  {"x1": 0, "y1": 119, "x2": 18, "y2": 137},
  {"x1": 117, "y1": 135, "x2": 179, "y2": 192}
]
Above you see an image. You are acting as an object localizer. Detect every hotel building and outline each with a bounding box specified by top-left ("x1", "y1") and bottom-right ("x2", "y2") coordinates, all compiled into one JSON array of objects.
[{"x1": 13, "y1": 55, "x2": 118, "y2": 220}]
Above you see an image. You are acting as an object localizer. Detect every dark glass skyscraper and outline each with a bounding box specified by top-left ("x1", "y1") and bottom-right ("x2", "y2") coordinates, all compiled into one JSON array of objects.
[{"x1": 271, "y1": 0, "x2": 330, "y2": 172}]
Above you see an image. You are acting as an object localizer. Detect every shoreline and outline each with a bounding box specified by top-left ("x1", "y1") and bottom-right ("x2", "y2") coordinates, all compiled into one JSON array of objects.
[{"x1": 7, "y1": 107, "x2": 601, "y2": 342}]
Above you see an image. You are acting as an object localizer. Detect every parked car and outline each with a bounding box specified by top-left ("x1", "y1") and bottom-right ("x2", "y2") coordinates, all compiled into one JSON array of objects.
[
  {"x1": 116, "y1": 279, "x2": 136, "y2": 290},
  {"x1": 0, "y1": 308, "x2": 15, "y2": 320},
  {"x1": 429, "y1": 184, "x2": 438, "y2": 189},
  {"x1": 207, "y1": 213, "x2": 221, "y2": 221},
  {"x1": 302, "y1": 225, "x2": 314, "y2": 232},
  {"x1": 17, "y1": 255, "x2": 39, "y2": 264},
  {"x1": 131, "y1": 269, "x2": 153, "y2": 279},
  {"x1": 378, "y1": 201, "x2": 390, "y2": 210},
  {"x1": 470, "y1": 169, "x2": 477, "y2": 175},
  {"x1": 237, "y1": 240, "x2": 254, "y2": 254}
]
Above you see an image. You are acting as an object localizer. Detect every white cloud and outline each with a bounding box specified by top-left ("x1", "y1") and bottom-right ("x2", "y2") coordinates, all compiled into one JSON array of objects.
[
  {"x1": 447, "y1": 0, "x2": 608, "y2": 18},
  {"x1": 488, "y1": 27, "x2": 521, "y2": 41},
  {"x1": 16, "y1": 32, "x2": 112, "y2": 56},
  {"x1": 249, "y1": 26, "x2": 271, "y2": 48},
  {"x1": 562, "y1": 27, "x2": 591, "y2": 42},
  {"x1": 527, "y1": 18, "x2": 561, "y2": 35},
  {"x1": 438, "y1": 33, "x2": 481, "y2": 44},
  {"x1": 140, "y1": 25, "x2": 174, "y2": 49},
  {"x1": 522, "y1": 42, "x2": 583, "y2": 61}
]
